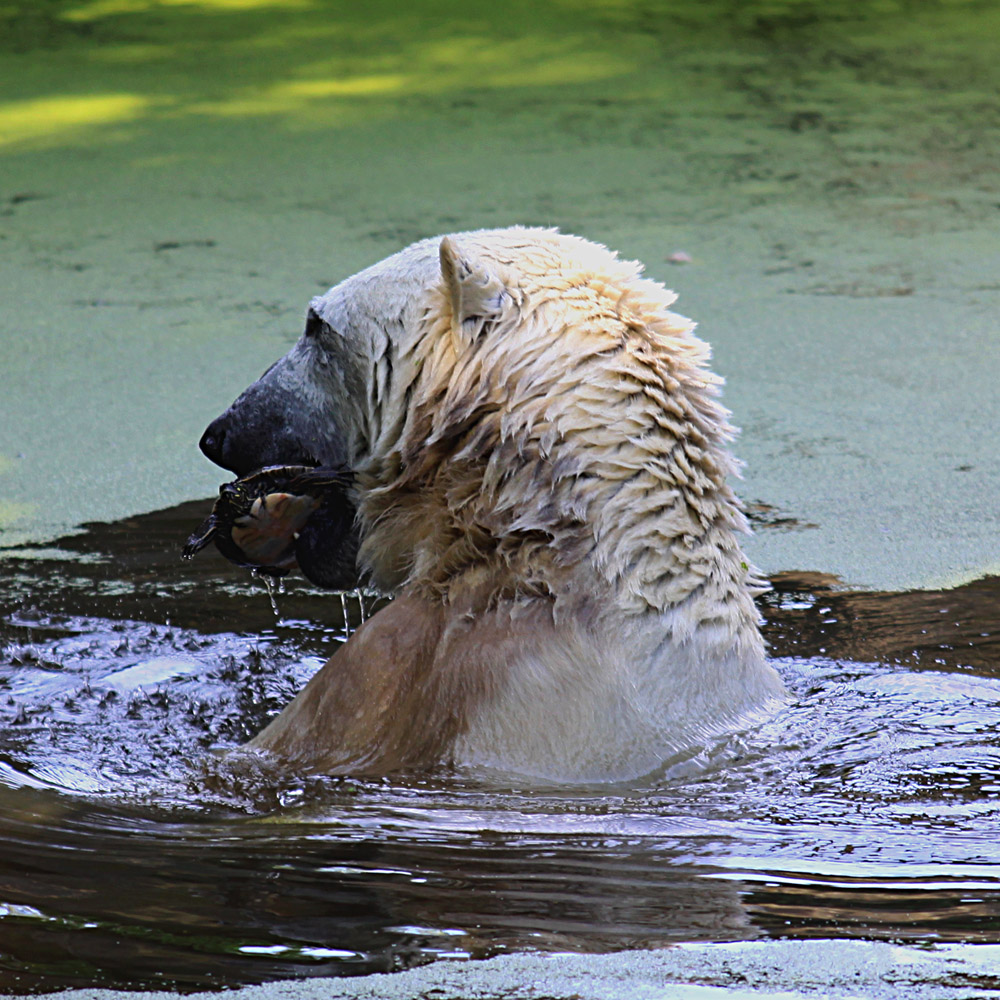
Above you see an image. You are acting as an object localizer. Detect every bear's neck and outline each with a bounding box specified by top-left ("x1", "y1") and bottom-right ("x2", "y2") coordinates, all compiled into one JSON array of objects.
[{"x1": 355, "y1": 279, "x2": 764, "y2": 646}]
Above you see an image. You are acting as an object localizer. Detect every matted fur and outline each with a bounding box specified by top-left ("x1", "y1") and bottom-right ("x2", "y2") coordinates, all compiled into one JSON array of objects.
[{"x1": 214, "y1": 228, "x2": 787, "y2": 781}]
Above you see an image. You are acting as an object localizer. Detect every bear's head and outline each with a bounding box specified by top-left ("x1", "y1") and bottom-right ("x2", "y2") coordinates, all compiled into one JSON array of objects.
[
  {"x1": 200, "y1": 230, "x2": 542, "y2": 478},
  {"x1": 199, "y1": 228, "x2": 568, "y2": 592}
]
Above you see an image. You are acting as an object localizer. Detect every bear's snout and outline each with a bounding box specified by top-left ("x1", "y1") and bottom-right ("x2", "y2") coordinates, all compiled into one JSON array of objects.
[
  {"x1": 200, "y1": 361, "x2": 351, "y2": 478},
  {"x1": 198, "y1": 409, "x2": 275, "y2": 476},
  {"x1": 198, "y1": 404, "x2": 321, "y2": 477},
  {"x1": 199, "y1": 416, "x2": 231, "y2": 471}
]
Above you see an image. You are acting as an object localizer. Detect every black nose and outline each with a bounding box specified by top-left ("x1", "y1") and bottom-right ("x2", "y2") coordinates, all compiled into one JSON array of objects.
[{"x1": 199, "y1": 416, "x2": 230, "y2": 469}]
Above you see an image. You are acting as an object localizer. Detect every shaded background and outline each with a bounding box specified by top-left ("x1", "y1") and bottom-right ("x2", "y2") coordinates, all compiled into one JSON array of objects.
[{"x1": 1, "y1": 0, "x2": 999, "y2": 587}]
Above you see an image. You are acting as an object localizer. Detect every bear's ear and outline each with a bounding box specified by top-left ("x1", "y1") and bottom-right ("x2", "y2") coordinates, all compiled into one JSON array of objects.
[{"x1": 439, "y1": 236, "x2": 511, "y2": 347}]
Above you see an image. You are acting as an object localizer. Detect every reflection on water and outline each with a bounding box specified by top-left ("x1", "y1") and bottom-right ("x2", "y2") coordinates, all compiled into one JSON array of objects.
[{"x1": 1, "y1": 502, "x2": 1000, "y2": 992}]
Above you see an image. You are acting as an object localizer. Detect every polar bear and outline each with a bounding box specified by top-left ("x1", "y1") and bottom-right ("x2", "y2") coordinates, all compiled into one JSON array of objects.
[{"x1": 199, "y1": 228, "x2": 786, "y2": 782}]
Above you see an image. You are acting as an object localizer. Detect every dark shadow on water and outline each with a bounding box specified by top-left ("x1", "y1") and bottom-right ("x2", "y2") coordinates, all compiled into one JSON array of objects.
[
  {"x1": 763, "y1": 570, "x2": 1000, "y2": 678},
  {"x1": 1, "y1": 500, "x2": 1000, "y2": 992}
]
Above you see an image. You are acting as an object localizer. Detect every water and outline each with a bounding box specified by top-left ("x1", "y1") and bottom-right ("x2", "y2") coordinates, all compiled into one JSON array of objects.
[{"x1": 1, "y1": 503, "x2": 1000, "y2": 992}]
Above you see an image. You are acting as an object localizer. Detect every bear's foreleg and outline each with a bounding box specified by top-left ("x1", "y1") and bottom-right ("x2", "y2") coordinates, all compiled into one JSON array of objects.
[{"x1": 248, "y1": 593, "x2": 496, "y2": 775}]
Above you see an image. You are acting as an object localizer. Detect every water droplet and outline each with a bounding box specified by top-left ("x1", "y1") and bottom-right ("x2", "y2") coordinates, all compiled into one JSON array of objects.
[{"x1": 259, "y1": 574, "x2": 280, "y2": 617}]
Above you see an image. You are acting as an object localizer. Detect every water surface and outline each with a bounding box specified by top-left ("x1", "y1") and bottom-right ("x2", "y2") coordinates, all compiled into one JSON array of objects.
[{"x1": 1, "y1": 503, "x2": 999, "y2": 992}]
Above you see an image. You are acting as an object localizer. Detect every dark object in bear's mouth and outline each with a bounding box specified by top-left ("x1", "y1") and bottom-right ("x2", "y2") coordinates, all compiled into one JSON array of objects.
[{"x1": 183, "y1": 465, "x2": 359, "y2": 590}]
